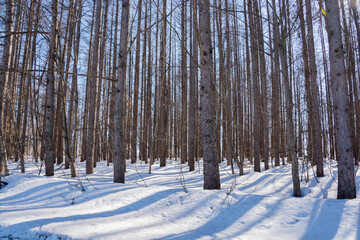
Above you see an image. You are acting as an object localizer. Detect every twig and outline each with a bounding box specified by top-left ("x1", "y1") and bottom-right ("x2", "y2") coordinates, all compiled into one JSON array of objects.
[
  {"x1": 176, "y1": 160, "x2": 188, "y2": 193},
  {"x1": 134, "y1": 161, "x2": 148, "y2": 187}
]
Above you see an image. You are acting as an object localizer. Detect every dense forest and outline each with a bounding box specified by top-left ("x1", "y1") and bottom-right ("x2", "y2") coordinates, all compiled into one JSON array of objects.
[{"x1": 0, "y1": 0, "x2": 359, "y2": 200}]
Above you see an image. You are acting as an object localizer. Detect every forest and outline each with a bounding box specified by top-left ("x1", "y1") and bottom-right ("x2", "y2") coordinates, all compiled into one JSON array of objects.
[{"x1": 0, "y1": 0, "x2": 360, "y2": 239}]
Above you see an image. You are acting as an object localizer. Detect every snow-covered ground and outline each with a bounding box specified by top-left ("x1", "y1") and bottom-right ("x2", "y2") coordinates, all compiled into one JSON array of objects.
[{"x1": 0, "y1": 158, "x2": 359, "y2": 240}]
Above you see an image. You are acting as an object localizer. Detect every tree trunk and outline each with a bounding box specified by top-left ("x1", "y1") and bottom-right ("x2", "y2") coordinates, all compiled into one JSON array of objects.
[
  {"x1": 275, "y1": 0, "x2": 301, "y2": 196},
  {"x1": 255, "y1": 0, "x2": 269, "y2": 170},
  {"x1": 305, "y1": 0, "x2": 324, "y2": 176},
  {"x1": 324, "y1": 0, "x2": 356, "y2": 199},
  {"x1": 181, "y1": 0, "x2": 188, "y2": 165},
  {"x1": 248, "y1": 0, "x2": 261, "y2": 172},
  {"x1": 86, "y1": 0, "x2": 103, "y2": 174},
  {"x1": 114, "y1": 0, "x2": 130, "y2": 183},
  {"x1": 44, "y1": 0, "x2": 59, "y2": 176},
  {"x1": 158, "y1": 0, "x2": 168, "y2": 167},
  {"x1": 131, "y1": 0, "x2": 143, "y2": 164},
  {"x1": 271, "y1": 0, "x2": 281, "y2": 167},
  {"x1": 198, "y1": 0, "x2": 220, "y2": 189},
  {"x1": 188, "y1": 0, "x2": 197, "y2": 172}
]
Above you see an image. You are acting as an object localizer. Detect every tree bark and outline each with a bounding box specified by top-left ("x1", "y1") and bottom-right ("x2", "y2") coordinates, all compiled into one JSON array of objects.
[
  {"x1": 131, "y1": 0, "x2": 143, "y2": 164},
  {"x1": 158, "y1": 0, "x2": 168, "y2": 167},
  {"x1": 188, "y1": 0, "x2": 197, "y2": 172},
  {"x1": 44, "y1": 0, "x2": 59, "y2": 176},
  {"x1": 324, "y1": 0, "x2": 356, "y2": 199},
  {"x1": 248, "y1": 0, "x2": 261, "y2": 172},
  {"x1": 181, "y1": 0, "x2": 188, "y2": 165},
  {"x1": 114, "y1": 0, "x2": 130, "y2": 183},
  {"x1": 305, "y1": 0, "x2": 324, "y2": 177},
  {"x1": 198, "y1": 0, "x2": 220, "y2": 189},
  {"x1": 275, "y1": 0, "x2": 301, "y2": 196},
  {"x1": 86, "y1": 0, "x2": 103, "y2": 174}
]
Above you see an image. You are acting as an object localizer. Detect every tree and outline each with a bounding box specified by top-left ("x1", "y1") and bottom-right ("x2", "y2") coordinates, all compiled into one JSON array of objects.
[
  {"x1": 188, "y1": 0, "x2": 197, "y2": 172},
  {"x1": 86, "y1": 0, "x2": 103, "y2": 174},
  {"x1": 158, "y1": 0, "x2": 168, "y2": 167},
  {"x1": 305, "y1": 0, "x2": 324, "y2": 177},
  {"x1": 271, "y1": 0, "x2": 281, "y2": 167},
  {"x1": 131, "y1": 0, "x2": 143, "y2": 164},
  {"x1": 44, "y1": 0, "x2": 59, "y2": 176},
  {"x1": 114, "y1": 0, "x2": 130, "y2": 183},
  {"x1": 198, "y1": 0, "x2": 220, "y2": 190},
  {"x1": 324, "y1": 0, "x2": 356, "y2": 199},
  {"x1": 248, "y1": 0, "x2": 261, "y2": 172},
  {"x1": 273, "y1": 0, "x2": 301, "y2": 197},
  {"x1": 181, "y1": 0, "x2": 188, "y2": 165},
  {"x1": 0, "y1": 0, "x2": 14, "y2": 178}
]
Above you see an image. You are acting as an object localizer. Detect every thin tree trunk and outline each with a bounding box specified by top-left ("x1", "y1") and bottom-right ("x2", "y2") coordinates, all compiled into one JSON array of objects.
[
  {"x1": 275, "y1": 0, "x2": 301, "y2": 196},
  {"x1": 256, "y1": 0, "x2": 269, "y2": 170},
  {"x1": 158, "y1": 0, "x2": 168, "y2": 167},
  {"x1": 131, "y1": 0, "x2": 143, "y2": 164},
  {"x1": 44, "y1": 0, "x2": 59, "y2": 176},
  {"x1": 86, "y1": 0, "x2": 103, "y2": 174},
  {"x1": 248, "y1": 0, "x2": 261, "y2": 172},
  {"x1": 305, "y1": 0, "x2": 324, "y2": 176},
  {"x1": 188, "y1": 0, "x2": 197, "y2": 172},
  {"x1": 181, "y1": 0, "x2": 188, "y2": 165}
]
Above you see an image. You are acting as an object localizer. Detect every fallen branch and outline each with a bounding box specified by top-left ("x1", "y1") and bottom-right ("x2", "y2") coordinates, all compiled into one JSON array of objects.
[{"x1": 0, "y1": 180, "x2": 8, "y2": 185}]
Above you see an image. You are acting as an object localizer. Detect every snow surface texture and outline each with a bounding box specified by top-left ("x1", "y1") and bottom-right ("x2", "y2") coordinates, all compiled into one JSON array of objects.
[{"x1": 0, "y1": 159, "x2": 359, "y2": 240}]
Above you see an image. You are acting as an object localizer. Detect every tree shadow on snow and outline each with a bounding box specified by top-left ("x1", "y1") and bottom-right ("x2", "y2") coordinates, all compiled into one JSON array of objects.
[
  {"x1": 1, "y1": 185, "x2": 138, "y2": 213},
  {"x1": 300, "y1": 199, "x2": 345, "y2": 240},
  {"x1": 158, "y1": 194, "x2": 267, "y2": 240},
  {"x1": 3, "y1": 188, "x2": 180, "y2": 236}
]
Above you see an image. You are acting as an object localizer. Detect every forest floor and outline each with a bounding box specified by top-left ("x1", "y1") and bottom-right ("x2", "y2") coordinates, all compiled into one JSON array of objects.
[{"x1": 0, "y1": 158, "x2": 359, "y2": 240}]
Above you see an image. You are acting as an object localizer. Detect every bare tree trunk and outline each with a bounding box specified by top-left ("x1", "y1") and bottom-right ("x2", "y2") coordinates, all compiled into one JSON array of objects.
[
  {"x1": 140, "y1": 0, "x2": 149, "y2": 163},
  {"x1": 350, "y1": 3, "x2": 360, "y2": 166},
  {"x1": 243, "y1": 0, "x2": 252, "y2": 164},
  {"x1": 214, "y1": 0, "x2": 227, "y2": 164},
  {"x1": 67, "y1": 0, "x2": 82, "y2": 176},
  {"x1": 270, "y1": 0, "x2": 281, "y2": 167},
  {"x1": 198, "y1": 0, "x2": 220, "y2": 189},
  {"x1": 319, "y1": 0, "x2": 335, "y2": 160},
  {"x1": 188, "y1": 0, "x2": 197, "y2": 172},
  {"x1": 94, "y1": 0, "x2": 109, "y2": 164},
  {"x1": 0, "y1": 0, "x2": 14, "y2": 178},
  {"x1": 297, "y1": 0, "x2": 314, "y2": 167},
  {"x1": 274, "y1": 0, "x2": 301, "y2": 196},
  {"x1": 255, "y1": 0, "x2": 269, "y2": 170},
  {"x1": 86, "y1": 0, "x2": 103, "y2": 174},
  {"x1": 305, "y1": 0, "x2": 324, "y2": 176},
  {"x1": 108, "y1": 0, "x2": 120, "y2": 164},
  {"x1": 131, "y1": 0, "x2": 143, "y2": 164},
  {"x1": 80, "y1": 1, "x2": 96, "y2": 163},
  {"x1": 248, "y1": 0, "x2": 261, "y2": 172},
  {"x1": 233, "y1": 0, "x2": 244, "y2": 175},
  {"x1": 158, "y1": 0, "x2": 168, "y2": 167},
  {"x1": 15, "y1": 21, "x2": 32, "y2": 165},
  {"x1": 44, "y1": 0, "x2": 59, "y2": 176},
  {"x1": 114, "y1": 0, "x2": 130, "y2": 183},
  {"x1": 181, "y1": 0, "x2": 188, "y2": 165},
  {"x1": 324, "y1": 0, "x2": 356, "y2": 199},
  {"x1": 20, "y1": 1, "x2": 36, "y2": 172},
  {"x1": 212, "y1": 5, "x2": 221, "y2": 164},
  {"x1": 147, "y1": 0, "x2": 153, "y2": 172},
  {"x1": 63, "y1": 0, "x2": 76, "y2": 170}
]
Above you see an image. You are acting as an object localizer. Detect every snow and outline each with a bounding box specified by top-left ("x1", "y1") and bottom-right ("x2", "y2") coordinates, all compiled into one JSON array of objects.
[{"x1": 0, "y1": 159, "x2": 359, "y2": 240}]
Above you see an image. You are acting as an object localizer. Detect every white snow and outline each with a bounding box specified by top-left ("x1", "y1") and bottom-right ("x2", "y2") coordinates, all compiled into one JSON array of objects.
[{"x1": 0, "y1": 158, "x2": 359, "y2": 240}]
